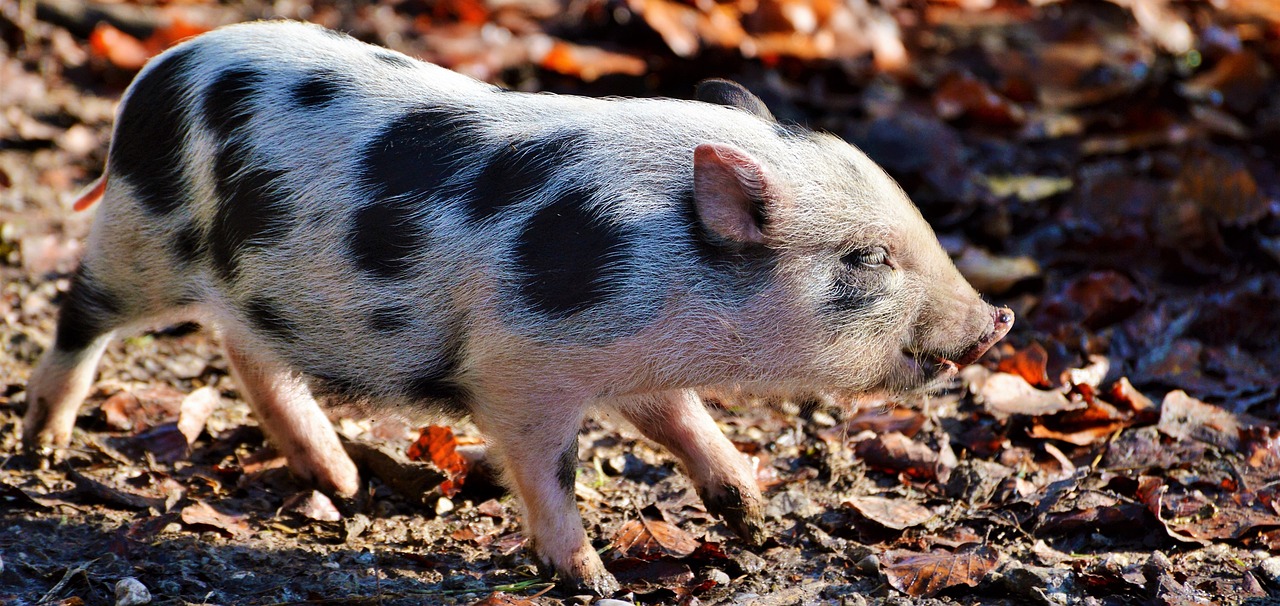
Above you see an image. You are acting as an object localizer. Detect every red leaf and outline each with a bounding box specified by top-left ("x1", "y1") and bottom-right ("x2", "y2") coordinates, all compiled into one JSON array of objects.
[
  {"x1": 997, "y1": 342, "x2": 1051, "y2": 388},
  {"x1": 408, "y1": 426, "x2": 471, "y2": 496}
]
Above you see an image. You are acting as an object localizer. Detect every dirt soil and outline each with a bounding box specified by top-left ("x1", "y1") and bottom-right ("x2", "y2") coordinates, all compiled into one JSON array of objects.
[{"x1": 3, "y1": 0, "x2": 1280, "y2": 605}]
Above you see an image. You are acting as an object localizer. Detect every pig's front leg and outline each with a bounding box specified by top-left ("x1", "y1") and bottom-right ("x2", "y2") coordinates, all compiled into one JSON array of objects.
[
  {"x1": 611, "y1": 390, "x2": 765, "y2": 544},
  {"x1": 471, "y1": 399, "x2": 619, "y2": 596},
  {"x1": 222, "y1": 336, "x2": 360, "y2": 498}
]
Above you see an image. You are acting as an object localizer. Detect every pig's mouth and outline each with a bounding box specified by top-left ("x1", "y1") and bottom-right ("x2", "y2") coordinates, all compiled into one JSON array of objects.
[{"x1": 900, "y1": 307, "x2": 1015, "y2": 383}]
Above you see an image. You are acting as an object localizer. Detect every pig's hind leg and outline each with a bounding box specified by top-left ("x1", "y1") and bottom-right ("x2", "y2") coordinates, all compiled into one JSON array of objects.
[
  {"x1": 221, "y1": 335, "x2": 360, "y2": 498},
  {"x1": 611, "y1": 389, "x2": 766, "y2": 544}
]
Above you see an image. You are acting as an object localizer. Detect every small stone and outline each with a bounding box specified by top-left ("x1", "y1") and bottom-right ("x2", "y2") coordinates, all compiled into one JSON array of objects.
[
  {"x1": 733, "y1": 550, "x2": 765, "y2": 574},
  {"x1": 115, "y1": 577, "x2": 151, "y2": 606},
  {"x1": 594, "y1": 599, "x2": 634, "y2": 606},
  {"x1": 705, "y1": 568, "x2": 731, "y2": 586},
  {"x1": 436, "y1": 496, "x2": 454, "y2": 515},
  {"x1": 856, "y1": 554, "x2": 879, "y2": 576}
]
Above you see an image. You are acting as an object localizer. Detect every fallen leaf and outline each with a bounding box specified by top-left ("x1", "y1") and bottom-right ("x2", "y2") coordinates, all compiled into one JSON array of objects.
[
  {"x1": 607, "y1": 557, "x2": 695, "y2": 590},
  {"x1": 882, "y1": 543, "x2": 1001, "y2": 598},
  {"x1": 976, "y1": 372, "x2": 1083, "y2": 417},
  {"x1": 1157, "y1": 390, "x2": 1240, "y2": 450},
  {"x1": 613, "y1": 517, "x2": 700, "y2": 560},
  {"x1": 181, "y1": 500, "x2": 250, "y2": 539},
  {"x1": 845, "y1": 496, "x2": 936, "y2": 530},
  {"x1": 997, "y1": 342, "x2": 1051, "y2": 388},
  {"x1": 854, "y1": 432, "x2": 939, "y2": 480},
  {"x1": 536, "y1": 39, "x2": 647, "y2": 82},
  {"x1": 177, "y1": 386, "x2": 219, "y2": 445},
  {"x1": 408, "y1": 425, "x2": 471, "y2": 497},
  {"x1": 953, "y1": 247, "x2": 1041, "y2": 295}
]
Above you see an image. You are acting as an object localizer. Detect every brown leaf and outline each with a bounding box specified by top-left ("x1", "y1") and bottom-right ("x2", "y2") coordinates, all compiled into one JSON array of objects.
[
  {"x1": 844, "y1": 496, "x2": 936, "y2": 530},
  {"x1": 933, "y1": 73, "x2": 1025, "y2": 127},
  {"x1": 882, "y1": 543, "x2": 1000, "y2": 598},
  {"x1": 977, "y1": 372, "x2": 1083, "y2": 417},
  {"x1": 177, "y1": 386, "x2": 219, "y2": 445},
  {"x1": 612, "y1": 518, "x2": 700, "y2": 560},
  {"x1": 606, "y1": 557, "x2": 695, "y2": 590},
  {"x1": 819, "y1": 406, "x2": 925, "y2": 442},
  {"x1": 854, "y1": 432, "x2": 939, "y2": 480},
  {"x1": 1157, "y1": 390, "x2": 1240, "y2": 450},
  {"x1": 345, "y1": 441, "x2": 446, "y2": 504},
  {"x1": 181, "y1": 500, "x2": 250, "y2": 539},
  {"x1": 953, "y1": 247, "x2": 1040, "y2": 295},
  {"x1": 100, "y1": 386, "x2": 186, "y2": 433},
  {"x1": 408, "y1": 425, "x2": 472, "y2": 497}
]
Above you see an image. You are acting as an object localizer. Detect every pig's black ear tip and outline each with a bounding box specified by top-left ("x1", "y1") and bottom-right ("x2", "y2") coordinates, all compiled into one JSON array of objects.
[{"x1": 695, "y1": 79, "x2": 776, "y2": 122}]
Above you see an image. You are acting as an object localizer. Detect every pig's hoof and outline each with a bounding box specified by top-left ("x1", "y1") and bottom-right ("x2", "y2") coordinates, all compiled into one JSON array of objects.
[
  {"x1": 536, "y1": 545, "x2": 620, "y2": 596},
  {"x1": 558, "y1": 567, "x2": 620, "y2": 597},
  {"x1": 701, "y1": 483, "x2": 766, "y2": 545}
]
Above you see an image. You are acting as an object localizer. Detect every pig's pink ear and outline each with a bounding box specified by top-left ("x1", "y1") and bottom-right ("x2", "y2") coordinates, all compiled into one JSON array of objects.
[{"x1": 692, "y1": 143, "x2": 774, "y2": 245}]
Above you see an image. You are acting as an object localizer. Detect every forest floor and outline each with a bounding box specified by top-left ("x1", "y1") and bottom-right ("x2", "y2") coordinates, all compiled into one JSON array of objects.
[{"x1": 2, "y1": 0, "x2": 1280, "y2": 604}]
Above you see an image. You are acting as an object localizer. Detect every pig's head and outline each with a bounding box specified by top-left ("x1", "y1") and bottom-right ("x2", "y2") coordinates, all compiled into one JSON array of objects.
[{"x1": 691, "y1": 82, "x2": 1013, "y2": 395}]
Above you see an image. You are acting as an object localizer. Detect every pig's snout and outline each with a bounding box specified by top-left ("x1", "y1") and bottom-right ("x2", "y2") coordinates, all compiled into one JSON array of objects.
[{"x1": 952, "y1": 306, "x2": 1014, "y2": 366}]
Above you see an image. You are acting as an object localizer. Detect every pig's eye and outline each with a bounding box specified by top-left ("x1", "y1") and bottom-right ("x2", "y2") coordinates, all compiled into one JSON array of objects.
[{"x1": 844, "y1": 247, "x2": 889, "y2": 269}]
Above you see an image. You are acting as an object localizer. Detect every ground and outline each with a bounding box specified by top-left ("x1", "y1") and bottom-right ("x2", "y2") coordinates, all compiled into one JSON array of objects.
[{"x1": 2, "y1": 0, "x2": 1280, "y2": 605}]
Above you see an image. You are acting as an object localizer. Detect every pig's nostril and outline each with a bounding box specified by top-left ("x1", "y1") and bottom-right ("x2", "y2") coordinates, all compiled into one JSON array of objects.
[{"x1": 994, "y1": 307, "x2": 1014, "y2": 329}]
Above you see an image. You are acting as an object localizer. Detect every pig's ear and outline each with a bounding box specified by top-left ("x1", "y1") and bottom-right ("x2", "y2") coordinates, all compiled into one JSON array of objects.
[
  {"x1": 695, "y1": 79, "x2": 776, "y2": 122},
  {"x1": 692, "y1": 143, "x2": 776, "y2": 245}
]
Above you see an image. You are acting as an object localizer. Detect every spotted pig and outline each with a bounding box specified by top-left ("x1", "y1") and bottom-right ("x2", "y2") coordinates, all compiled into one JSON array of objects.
[{"x1": 23, "y1": 20, "x2": 1013, "y2": 594}]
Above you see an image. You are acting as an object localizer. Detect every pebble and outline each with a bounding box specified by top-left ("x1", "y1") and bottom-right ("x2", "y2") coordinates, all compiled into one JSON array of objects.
[
  {"x1": 594, "y1": 599, "x2": 634, "y2": 606},
  {"x1": 115, "y1": 577, "x2": 151, "y2": 606},
  {"x1": 704, "y1": 567, "x2": 731, "y2": 586}
]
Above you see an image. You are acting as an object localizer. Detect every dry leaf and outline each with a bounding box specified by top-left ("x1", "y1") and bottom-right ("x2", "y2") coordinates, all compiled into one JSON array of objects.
[
  {"x1": 845, "y1": 496, "x2": 936, "y2": 530},
  {"x1": 612, "y1": 518, "x2": 700, "y2": 560},
  {"x1": 882, "y1": 543, "x2": 1000, "y2": 598}
]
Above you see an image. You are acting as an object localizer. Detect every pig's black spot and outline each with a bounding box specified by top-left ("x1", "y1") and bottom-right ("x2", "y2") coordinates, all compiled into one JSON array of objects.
[
  {"x1": 828, "y1": 279, "x2": 874, "y2": 316},
  {"x1": 209, "y1": 140, "x2": 291, "y2": 281},
  {"x1": 556, "y1": 443, "x2": 578, "y2": 494},
  {"x1": 367, "y1": 305, "x2": 415, "y2": 333},
  {"x1": 243, "y1": 296, "x2": 297, "y2": 343},
  {"x1": 374, "y1": 51, "x2": 416, "y2": 69},
  {"x1": 108, "y1": 47, "x2": 196, "y2": 216},
  {"x1": 54, "y1": 266, "x2": 121, "y2": 352},
  {"x1": 349, "y1": 200, "x2": 421, "y2": 280},
  {"x1": 170, "y1": 222, "x2": 204, "y2": 264},
  {"x1": 291, "y1": 72, "x2": 343, "y2": 108},
  {"x1": 309, "y1": 373, "x2": 370, "y2": 401},
  {"x1": 516, "y1": 188, "x2": 628, "y2": 317},
  {"x1": 360, "y1": 107, "x2": 477, "y2": 204},
  {"x1": 404, "y1": 336, "x2": 469, "y2": 417},
  {"x1": 465, "y1": 131, "x2": 582, "y2": 223},
  {"x1": 203, "y1": 67, "x2": 266, "y2": 141}
]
